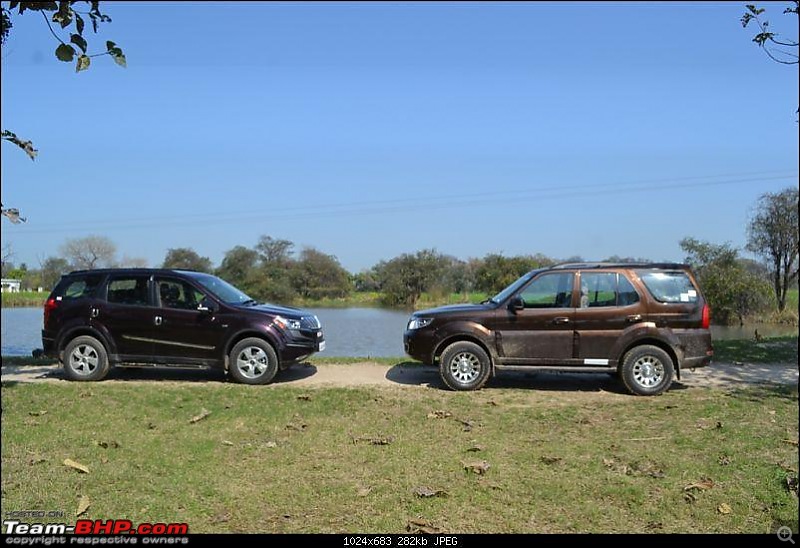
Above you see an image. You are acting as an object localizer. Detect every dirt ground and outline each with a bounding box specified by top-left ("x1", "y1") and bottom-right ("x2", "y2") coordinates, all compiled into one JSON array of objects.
[{"x1": 1, "y1": 359, "x2": 797, "y2": 391}]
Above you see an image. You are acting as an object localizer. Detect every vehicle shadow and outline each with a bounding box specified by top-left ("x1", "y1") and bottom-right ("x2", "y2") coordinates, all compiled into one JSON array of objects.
[
  {"x1": 385, "y1": 364, "x2": 688, "y2": 395},
  {"x1": 107, "y1": 366, "x2": 227, "y2": 383}
]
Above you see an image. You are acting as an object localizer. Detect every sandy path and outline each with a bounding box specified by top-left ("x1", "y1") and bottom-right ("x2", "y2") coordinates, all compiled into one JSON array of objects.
[{"x1": 1, "y1": 360, "x2": 797, "y2": 390}]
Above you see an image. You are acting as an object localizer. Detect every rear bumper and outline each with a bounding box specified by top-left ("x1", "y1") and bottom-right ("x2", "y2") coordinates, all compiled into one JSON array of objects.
[
  {"x1": 683, "y1": 355, "x2": 713, "y2": 369},
  {"x1": 41, "y1": 331, "x2": 58, "y2": 358}
]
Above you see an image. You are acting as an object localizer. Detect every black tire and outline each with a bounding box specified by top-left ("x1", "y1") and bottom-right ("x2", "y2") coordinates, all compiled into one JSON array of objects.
[
  {"x1": 228, "y1": 338, "x2": 279, "y2": 385},
  {"x1": 439, "y1": 341, "x2": 492, "y2": 391},
  {"x1": 620, "y1": 345, "x2": 675, "y2": 396},
  {"x1": 63, "y1": 335, "x2": 110, "y2": 382}
]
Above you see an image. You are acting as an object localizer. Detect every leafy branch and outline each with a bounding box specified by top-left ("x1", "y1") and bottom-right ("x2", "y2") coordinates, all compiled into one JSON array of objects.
[
  {"x1": 741, "y1": 2, "x2": 798, "y2": 65},
  {"x1": 10, "y1": 1, "x2": 126, "y2": 72},
  {"x1": 1, "y1": 130, "x2": 37, "y2": 160}
]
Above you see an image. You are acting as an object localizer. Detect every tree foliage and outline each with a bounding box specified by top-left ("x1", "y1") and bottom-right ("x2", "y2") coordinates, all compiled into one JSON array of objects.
[
  {"x1": 746, "y1": 187, "x2": 799, "y2": 312},
  {"x1": 474, "y1": 253, "x2": 554, "y2": 295},
  {"x1": 374, "y1": 249, "x2": 451, "y2": 307},
  {"x1": 162, "y1": 247, "x2": 213, "y2": 273},
  {"x1": 680, "y1": 237, "x2": 773, "y2": 324}
]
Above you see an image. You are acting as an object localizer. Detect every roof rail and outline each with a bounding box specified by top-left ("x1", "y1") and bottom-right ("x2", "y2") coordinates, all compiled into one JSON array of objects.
[{"x1": 550, "y1": 262, "x2": 690, "y2": 270}]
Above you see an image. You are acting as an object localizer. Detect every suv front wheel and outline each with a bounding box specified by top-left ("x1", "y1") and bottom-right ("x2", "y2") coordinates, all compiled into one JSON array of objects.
[
  {"x1": 620, "y1": 345, "x2": 675, "y2": 396},
  {"x1": 439, "y1": 341, "x2": 492, "y2": 391},
  {"x1": 229, "y1": 338, "x2": 279, "y2": 385},
  {"x1": 63, "y1": 335, "x2": 110, "y2": 382}
]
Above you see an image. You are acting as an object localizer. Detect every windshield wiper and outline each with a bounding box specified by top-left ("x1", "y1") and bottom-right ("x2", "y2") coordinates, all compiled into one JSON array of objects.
[
  {"x1": 241, "y1": 299, "x2": 259, "y2": 306},
  {"x1": 481, "y1": 297, "x2": 496, "y2": 305}
]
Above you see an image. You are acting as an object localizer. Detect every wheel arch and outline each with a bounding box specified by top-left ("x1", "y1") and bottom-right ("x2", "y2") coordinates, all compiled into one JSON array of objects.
[
  {"x1": 58, "y1": 327, "x2": 115, "y2": 361},
  {"x1": 620, "y1": 338, "x2": 681, "y2": 379},
  {"x1": 434, "y1": 335, "x2": 495, "y2": 372},
  {"x1": 223, "y1": 330, "x2": 281, "y2": 371}
]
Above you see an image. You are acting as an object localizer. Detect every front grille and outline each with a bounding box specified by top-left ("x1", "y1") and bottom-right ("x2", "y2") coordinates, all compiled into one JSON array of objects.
[{"x1": 301, "y1": 315, "x2": 321, "y2": 329}]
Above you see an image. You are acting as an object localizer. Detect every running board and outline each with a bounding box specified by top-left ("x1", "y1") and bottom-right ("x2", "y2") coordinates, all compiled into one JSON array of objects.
[{"x1": 494, "y1": 365, "x2": 615, "y2": 373}]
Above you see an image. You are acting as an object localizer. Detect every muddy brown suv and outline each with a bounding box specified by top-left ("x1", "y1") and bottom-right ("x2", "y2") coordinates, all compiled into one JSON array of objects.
[{"x1": 404, "y1": 263, "x2": 713, "y2": 395}]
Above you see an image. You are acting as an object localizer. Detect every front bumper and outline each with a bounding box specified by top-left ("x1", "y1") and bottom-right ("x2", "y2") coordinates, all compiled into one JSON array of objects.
[
  {"x1": 280, "y1": 329, "x2": 325, "y2": 365},
  {"x1": 403, "y1": 329, "x2": 436, "y2": 364}
]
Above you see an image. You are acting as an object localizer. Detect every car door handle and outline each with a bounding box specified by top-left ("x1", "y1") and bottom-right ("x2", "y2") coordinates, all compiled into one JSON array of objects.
[
  {"x1": 553, "y1": 317, "x2": 570, "y2": 325},
  {"x1": 626, "y1": 314, "x2": 643, "y2": 323},
  {"x1": 154, "y1": 316, "x2": 162, "y2": 326}
]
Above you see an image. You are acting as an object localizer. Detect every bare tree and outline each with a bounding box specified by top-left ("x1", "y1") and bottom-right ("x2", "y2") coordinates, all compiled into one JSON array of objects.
[
  {"x1": 1, "y1": 243, "x2": 14, "y2": 276},
  {"x1": 60, "y1": 235, "x2": 117, "y2": 270},
  {"x1": 746, "y1": 187, "x2": 800, "y2": 311}
]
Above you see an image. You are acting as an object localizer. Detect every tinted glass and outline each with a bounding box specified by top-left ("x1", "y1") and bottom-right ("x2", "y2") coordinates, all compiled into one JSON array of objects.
[
  {"x1": 184, "y1": 272, "x2": 253, "y2": 305},
  {"x1": 640, "y1": 271, "x2": 698, "y2": 303},
  {"x1": 520, "y1": 273, "x2": 574, "y2": 308},
  {"x1": 156, "y1": 278, "x2": 205, "y2": 310},
  {"x1": 56, "y1": 275, "x2": 103, "y2": 301},
  {"x1": 579, "y1": 273, "x2": 617, "y2": 308},
  {"x1": 617, "y1": 274, "x2": 640, "y2": 306},
  {"x1": 106, "y1": 276, "x2": 151, "y2": 306}
]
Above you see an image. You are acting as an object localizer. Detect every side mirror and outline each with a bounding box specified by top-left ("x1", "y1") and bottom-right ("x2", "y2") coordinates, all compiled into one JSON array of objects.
[
  {"x1": 197, "y1": 297, "x2": 217, "y2": 313},
  {"x1": 509, "y1": 296, "x2": 525, "y2": 311}
]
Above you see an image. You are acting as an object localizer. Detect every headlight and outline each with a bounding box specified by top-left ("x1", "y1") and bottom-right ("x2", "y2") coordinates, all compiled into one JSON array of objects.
[
  {"x1": 274, "y1": 316, "x2": 302, "y2": 330},
  {"x1": 407, "y1": 317, "x2": 433, "y2": 330}
]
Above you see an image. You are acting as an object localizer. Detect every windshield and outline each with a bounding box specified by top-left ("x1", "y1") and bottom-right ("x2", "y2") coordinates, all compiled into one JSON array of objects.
[
  {"x1": 490, "y1": 269, "x2": 544, "y2": 304},
  {"x1": 182, "y1": 272, "x2": 254, "y2": 305}
]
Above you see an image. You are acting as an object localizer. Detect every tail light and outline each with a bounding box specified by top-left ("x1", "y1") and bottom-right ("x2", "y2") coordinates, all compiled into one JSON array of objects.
[
  {"x1": 701, "y1": 303, "x2": 710, "y2": 329},
  {"x1": 44, "y1": 298, "x2": 59, "y2": 329}
]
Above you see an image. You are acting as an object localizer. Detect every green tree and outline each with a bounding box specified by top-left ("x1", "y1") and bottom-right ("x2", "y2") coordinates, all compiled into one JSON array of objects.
[
  {"x1": 474, "y1": 253, "x2": 553, "y2": 294},
  {"x1": 39, "y1": 256, "x2": 70, "y2": 290},
  {"x1": 60, "y1": 235, "x2": 116, "y2": 270},
  {"x1": 162, "y1": 247, "x2": 213, "y2": 273},
  {"x1": 255, "y1": 236, "x2": 294, "y2": 265},
  {"x1": 746, "y1": 187, "x2": 799, "y2": 312},
  {"x1": 375, "y1": 249, "x2": 450, "y2": 307},
  {"x1": 291, "y1": 248, "x2": 352, "y2": 300},
  {"x1": 216, "y1": 245, "x2": 259, "y2": 288},
  {"x1": 680, "y1": 237, "x2": 773, "y2": 324}
]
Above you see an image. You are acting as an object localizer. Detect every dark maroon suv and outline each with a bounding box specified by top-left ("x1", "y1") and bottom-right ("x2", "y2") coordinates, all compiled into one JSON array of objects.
[
  {"x1": 404, "y1": 263, "x2": 713, "y2": 396},
  {"x1": 41, "y1": 269, "x2": 325, "y2": 384}
]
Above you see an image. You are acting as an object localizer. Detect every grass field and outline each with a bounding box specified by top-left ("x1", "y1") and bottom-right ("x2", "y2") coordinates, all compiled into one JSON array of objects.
[{"x1": 1, "y1": 378, "x2": 797, "y2": 534}]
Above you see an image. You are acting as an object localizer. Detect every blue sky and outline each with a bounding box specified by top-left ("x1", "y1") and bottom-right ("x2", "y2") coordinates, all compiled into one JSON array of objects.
[{"x1": 1, "y1": 1, "x2": 798, "y2": 272}]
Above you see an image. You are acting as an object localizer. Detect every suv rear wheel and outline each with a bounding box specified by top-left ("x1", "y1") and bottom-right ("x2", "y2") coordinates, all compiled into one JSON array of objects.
[
  {"x1": 63, "y1": 335, "x2": 110, "y2": 382},
  {"x1": 229, "y1": 338, "x2": 279, "y2": 385},
  {"x1": 439, "y1": 341, "x2": 492, "y2": 391},
  {"x1": 620, "y1": 345, "x2": 674, "y2": 396}
]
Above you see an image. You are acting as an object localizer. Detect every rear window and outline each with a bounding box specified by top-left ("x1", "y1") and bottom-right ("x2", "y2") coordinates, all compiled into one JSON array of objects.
[
  {"x1": 54, "y1": 275, "x2": 103, "y2": 301},
  {"x1": 639, "y1": 271, "x2": 698, "y2": 303}
]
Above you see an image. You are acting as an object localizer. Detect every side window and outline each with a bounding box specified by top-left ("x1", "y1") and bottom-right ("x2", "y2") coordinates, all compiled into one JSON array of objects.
[
  {"x1": 57, "y1": 275, "x2": 103, "y2": 301},
  {"x1": 617, "y1": 274, "x2": 640, "y2": 306},
  {"x1": 520, "y1": 273, "x2": 574, "y2": 308},
  {"x1": 106, "y1": 276, "x2": 151, "y2": 306},
  {"x1": 156, "y1": 278, "x2": 205, "y2": 310},
  {"x1": 579, "y1": 273, "x2": 617, "y2": 308},
  {"x1": 640, "y1": 271, "x2": 698, "y2": 303},
  {"x1": 579, "y1": 272, "x2": 642, "y2": 308}
]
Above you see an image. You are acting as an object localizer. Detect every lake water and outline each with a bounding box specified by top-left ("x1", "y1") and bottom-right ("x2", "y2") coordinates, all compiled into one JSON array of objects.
[{"x1": 1, "y1": 307, "x2": 797, "y2": 357}]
